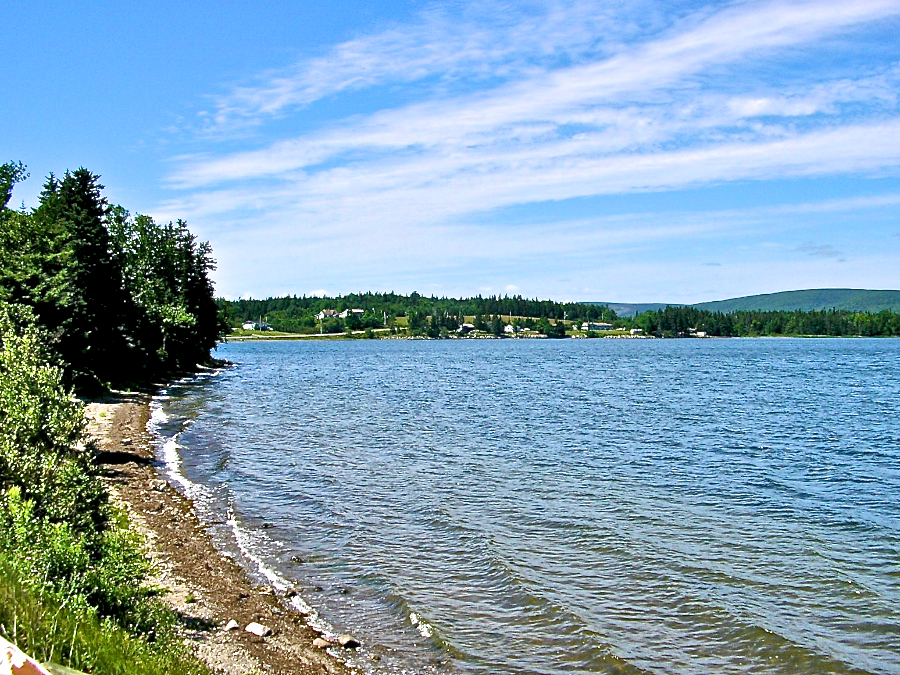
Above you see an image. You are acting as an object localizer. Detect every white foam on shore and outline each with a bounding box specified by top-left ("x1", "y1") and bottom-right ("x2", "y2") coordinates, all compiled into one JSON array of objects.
[
  {"x1": 224, "y1": 506, "x2": 337, "y2": 636},
  {"x1": 410, "y1": 612, "x2": 435, "y2": 638},
  {"x1": 147, "y1": 380, "x2": 374, "y2": 670}
]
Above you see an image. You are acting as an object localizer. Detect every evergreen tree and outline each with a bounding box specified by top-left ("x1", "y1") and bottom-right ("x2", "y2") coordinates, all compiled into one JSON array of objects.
[{"x1": 35, "y1": 169, "x2": 129, "y2": 390}]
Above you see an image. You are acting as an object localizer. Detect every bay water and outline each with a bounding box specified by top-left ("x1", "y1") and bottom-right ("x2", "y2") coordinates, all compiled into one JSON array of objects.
[{"x1": 150, "y1": 338, "x2": 900, "y2": 675}]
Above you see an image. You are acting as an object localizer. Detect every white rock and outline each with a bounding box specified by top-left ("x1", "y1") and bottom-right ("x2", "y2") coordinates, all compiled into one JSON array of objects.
[
  {"x1": 224, "y1": 619, "x2": 239, "y2": 631},
  {"x1": 337, "y1": 634, "x2": 360, "y2": 649},
  {"x1": 244, "y1": 622, "x2": 272, "y2": 637}
]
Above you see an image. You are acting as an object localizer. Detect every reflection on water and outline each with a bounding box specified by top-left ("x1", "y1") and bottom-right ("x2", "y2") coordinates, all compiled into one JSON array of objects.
[{"x1": 152, "y1": 338, "x2": 900, "y2": 675}]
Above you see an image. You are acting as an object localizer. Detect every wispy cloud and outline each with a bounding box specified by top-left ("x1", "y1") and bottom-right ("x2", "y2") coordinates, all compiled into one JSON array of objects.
[
  {"x1": 797, "y1": 242, "x2": 845, "y2": 259},
  {"x1": 200, "y1": 0, "x2": 900, "y2": 134},
  {"x1": 200, "y1": 1, "x2": 655, "y2": 133},
  {"x1": 160, "y1": 0, "x2": 900, "y2": 297}
]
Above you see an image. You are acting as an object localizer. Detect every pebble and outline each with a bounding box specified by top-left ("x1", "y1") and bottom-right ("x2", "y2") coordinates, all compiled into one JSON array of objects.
[
  {"x1": 224, "y1": 619, "x2": 240, "y2": 631},
  {"x1": 244, "y1": 622, "x2": 272, "y2": 637},
  {"x1": 337, "y1": 634, "x2": 360, "y2": 649},
  {"x1": 312, "y1": 638, "x2": 332, "y2": 649}
]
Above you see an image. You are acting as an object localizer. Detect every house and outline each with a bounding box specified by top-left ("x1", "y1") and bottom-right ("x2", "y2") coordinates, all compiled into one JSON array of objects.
[
  {"x1": 581, "y1": 322, "x2": 613, "y2": 331},
  {"x1": 503, "y1": 323, "x2": 516, "y2": 334},
  {"x1": 457, "y1": 323, "x2": 475, "y2": 333},
  {"x1": 315, "y1": 309, "x2": 339, "y2": 321},
  {"x1": 242, "y1": 320, "x2": 272, "y2": 331},
  {"x1": 338, "y1": 308, "x2": 366, "y2": 319},
  {"x1": 630, "y1": 328, "x2": 643, "y2": 335}
]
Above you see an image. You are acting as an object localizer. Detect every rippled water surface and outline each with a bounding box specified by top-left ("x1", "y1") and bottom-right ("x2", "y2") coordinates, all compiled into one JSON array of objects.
[{"x1": 152, "y1": 338, "x2": 900, "y2": 675}]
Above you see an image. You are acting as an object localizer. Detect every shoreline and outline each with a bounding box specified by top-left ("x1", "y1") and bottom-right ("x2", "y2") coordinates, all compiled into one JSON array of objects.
[{"x1": 84, "y1": 393, "x2": 354, "y2": 675}]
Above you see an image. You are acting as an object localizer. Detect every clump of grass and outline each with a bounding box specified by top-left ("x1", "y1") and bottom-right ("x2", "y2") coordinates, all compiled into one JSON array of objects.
[{"x1": 0, "y1": 554, "x2": 207, "y2": 675}]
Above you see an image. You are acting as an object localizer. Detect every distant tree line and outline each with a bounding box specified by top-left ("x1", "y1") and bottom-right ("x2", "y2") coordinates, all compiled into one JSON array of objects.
[
  {"x1": 220, "y1": 291, "x2": 618, "y2": 334},
  {"x1": 0, "y1": 161, "x2": 226, "y2": 392},
  {"x1": 223, "y1": 291, "x2": 900, "y2": 339},
  {"x1": 627, "y1": 306, "x2": 900, "y2": 337}
]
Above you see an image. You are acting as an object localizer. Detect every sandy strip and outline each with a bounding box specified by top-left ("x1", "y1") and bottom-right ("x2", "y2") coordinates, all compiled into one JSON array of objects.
[{"x1": 84, "y1": 394, "x2": 355, "y2": 675}]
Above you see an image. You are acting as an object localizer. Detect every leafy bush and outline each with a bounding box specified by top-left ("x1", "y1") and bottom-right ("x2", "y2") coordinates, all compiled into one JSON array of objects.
[{"x1": 0, "y1": 300, "x2": 209, "y2": 673}]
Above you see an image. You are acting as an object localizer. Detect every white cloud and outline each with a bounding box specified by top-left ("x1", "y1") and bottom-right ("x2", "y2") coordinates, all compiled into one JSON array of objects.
[
  {"x1": 201, "y1": 1, "x2": 653, "y2": 133},
  {"x1": 201, "y1": 0, "x2": 900, "y2": 134},
  {"x1": 161, "y1": 0, "x2": 900, "y2": 298}
]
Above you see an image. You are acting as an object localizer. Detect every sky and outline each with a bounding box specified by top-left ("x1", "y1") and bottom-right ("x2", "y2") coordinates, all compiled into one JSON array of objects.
[{"x1": 4, "y1": 0, "x2": 900, "y2": 303}]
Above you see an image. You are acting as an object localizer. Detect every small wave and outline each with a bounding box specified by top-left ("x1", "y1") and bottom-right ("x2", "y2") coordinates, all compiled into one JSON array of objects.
[{"x1": 409, "y1": 612, "x2": 435, "y2": 638}]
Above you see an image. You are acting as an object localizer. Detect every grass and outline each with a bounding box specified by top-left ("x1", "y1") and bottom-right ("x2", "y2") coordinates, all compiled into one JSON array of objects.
[{"x1": 0, "y1": 556, "x2": 209, "y2": 675}]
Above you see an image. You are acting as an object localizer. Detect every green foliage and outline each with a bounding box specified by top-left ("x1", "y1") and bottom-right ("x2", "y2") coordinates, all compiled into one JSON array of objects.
[
  {"x1": 33, "y1": 169, "x2": 131, "y2": 392},
  {"x1": 537, "y1": 318, "x2": 567, "y2": 338},
  {"x1": 626, "y1": 306, "x2": 900, "y2": 337},
  {"x1": 0, "y1": 301, "x2": 209, "y2": 673},
  {"x1": 107, "y1": 210, "x2": 225, "y2": 376},
  {"x1": 0, "y1": 162, "x2": 28, "y2": 209},
  {"x1": 490, "y1": 315, "x2": 503, "y2": 337},
  {"x1": 0, "y1": 553, "x2": 207, "y2": 675},
  {"x1": 427, "y1": 315, "x2": 442, "y2": 338},
  {"x1": 0, "y1": 163, "x2": 224, "y2": 391},
  {"x1": 0, "y1": 303, "x2": 103, "y2": 533},
  {"x1": 693, "y1": 288, "x2": 900, "y2": 314}
]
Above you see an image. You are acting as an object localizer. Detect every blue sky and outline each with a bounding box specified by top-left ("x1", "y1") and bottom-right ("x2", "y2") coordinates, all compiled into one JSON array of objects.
[{"x1": 4, "y1": 0, "x2": 900, "y2": 302}]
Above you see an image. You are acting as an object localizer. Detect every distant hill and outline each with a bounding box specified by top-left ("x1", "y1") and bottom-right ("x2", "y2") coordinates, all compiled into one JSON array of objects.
[
  {"x1": 693, "y1": 289, "x2": 900, "y2": 314},
  {"x1": 594, "y1": 289, "x2": 900, "y2": 316}
]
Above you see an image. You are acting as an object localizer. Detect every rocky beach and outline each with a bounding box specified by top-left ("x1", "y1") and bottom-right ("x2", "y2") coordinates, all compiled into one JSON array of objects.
[{"x1": 84, "y1": 394, "x2": 355, "y2": 675}]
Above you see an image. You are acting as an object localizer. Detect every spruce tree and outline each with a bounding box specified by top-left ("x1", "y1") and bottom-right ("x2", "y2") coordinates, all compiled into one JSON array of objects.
[{"x1": 36, "y1": 169, "x2": 129, "y2": 390}]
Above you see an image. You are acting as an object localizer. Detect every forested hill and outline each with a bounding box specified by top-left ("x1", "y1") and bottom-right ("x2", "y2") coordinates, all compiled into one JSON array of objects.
[
  {"x1": 592, "y1": 290, "x2": 900, "y2": 316},
  {"x1": 0, "y1": 161, "x2": 226, "y2": 392},
  {"x1": 221, "y1": 291, "x2": 617, "y2": 332},
  {"x1": 693, "y1": 289, "x2": 900, "y2": 313}
]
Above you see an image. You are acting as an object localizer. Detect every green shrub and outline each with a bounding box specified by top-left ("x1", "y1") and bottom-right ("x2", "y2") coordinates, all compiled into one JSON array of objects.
[{"x1": 0, "y1": 301, "x2": 210, "y2": 673}]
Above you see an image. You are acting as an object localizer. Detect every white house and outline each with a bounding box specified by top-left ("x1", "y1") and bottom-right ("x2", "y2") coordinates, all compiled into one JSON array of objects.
[
  {"x1": 242, "y1": 321, "x2": 257, "y2": 330},
  {"x1": 338, "y1": 308, "x2": 366, "y2": 319}
]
